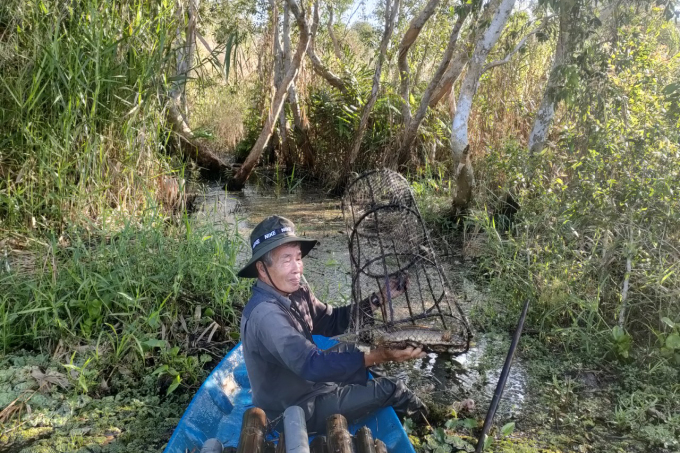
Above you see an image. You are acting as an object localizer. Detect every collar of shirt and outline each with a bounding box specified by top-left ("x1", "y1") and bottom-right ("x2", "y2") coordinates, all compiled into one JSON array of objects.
[{"x1": 254, "y1": 279, "x2": 292, "y2": 309}]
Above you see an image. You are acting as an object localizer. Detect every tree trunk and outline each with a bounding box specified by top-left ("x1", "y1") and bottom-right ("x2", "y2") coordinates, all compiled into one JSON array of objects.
[
  {"x1": 304, "y1": 1, "x2": 349, "y2": 94},
  {"x1": 167, "y1": 0, "x2": 230, "y2": 175},
  {"x1": 342, "y1": 0, "x2": 400, "y2": 184},
  {"x1": 273, "y1": 0, "x2": 293, "y2": 168},
  {"x1": 396, "y1": 11, "x2": 467, "y2": 166},
  {"x1": 328, "y1": 4, "x2": 343, "y2": 60},
  {"x1": 450, "y1": 0, "x2": 516, "y2": 213},
  {"x1": 528, "y1": 3, "x2": 575, "y2": 156},
  {"x1": 228, "y1": 0, "x2": 311, "y2": 190},
  {"x1": 286, "y1": 1, "x2": 315, "y2": 168},
  {"x1": 397, "y1": 0, "x2": 441, "y2": 127},
  {"x1": 413, "y1": 31, "x2": 432, "y2": 88},
  {"x1": 427, "y1": 46, "x2": 468, "y2": 108},
  {"x1": 428, "y1": 3, "x2": 492, "y2": 109}
]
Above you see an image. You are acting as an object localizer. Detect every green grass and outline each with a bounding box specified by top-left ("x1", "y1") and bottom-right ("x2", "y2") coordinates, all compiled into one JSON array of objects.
[
  {"x1": 0, "y1": 210, "x2": 250, "y2": 387},
  {"x1": 0, "y1": 0, "x2": 179, "y2": 230},
  {"x1": 0, "y1": 351, "x2": 193, "y2": 452},
  {"x1": 0, "y1": 209, "x2": 251, "y2": 450}
]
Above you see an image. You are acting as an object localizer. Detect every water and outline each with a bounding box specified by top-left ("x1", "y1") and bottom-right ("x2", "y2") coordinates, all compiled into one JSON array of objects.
[
  {"x1": 195, "y1": 177, "x2": 528, "y2": 419},
  {"x1": 193, "y1": 178, "x2": 353, "y2": 305},
  {"x1": 387, "y1": 336, "x2": 528, "y2": 419}
]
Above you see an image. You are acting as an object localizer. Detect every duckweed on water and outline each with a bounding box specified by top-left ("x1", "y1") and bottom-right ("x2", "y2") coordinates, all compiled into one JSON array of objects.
[{"x1": 0, "y1": 351, "x2": 191, "y2": 453}]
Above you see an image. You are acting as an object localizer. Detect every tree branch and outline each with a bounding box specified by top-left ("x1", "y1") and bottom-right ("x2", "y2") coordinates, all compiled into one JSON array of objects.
[
  {"x1": 230, "y1": 0, "x2": 311, "y2": 188},
  {"x1": 294, "y1": 1, "x2": 348, "y2": 94},
  {"x1": 327, "y1": 4, "x2": 343, "y2": 60},
  {"x1": 397, "y1": 0, "x2": 441, "y2": 127},
  {"x1": 344, "y1": 0, "x2": 400, "y2": 180},
  {"x1": 482, "y1": 16, "x2": 555, "y2": 73},
  {"x1": 396, "y1": 10, "x2": 468, "y2": 165}
]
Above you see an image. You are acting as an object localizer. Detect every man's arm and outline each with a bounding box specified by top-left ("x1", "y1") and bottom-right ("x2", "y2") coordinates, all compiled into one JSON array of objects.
[
  {"x1": 251, "y1": 303, "x2": 368, "y2": 384},
  {"x1": 303, "y1": 275, "x2": 407, "y2": 336}
]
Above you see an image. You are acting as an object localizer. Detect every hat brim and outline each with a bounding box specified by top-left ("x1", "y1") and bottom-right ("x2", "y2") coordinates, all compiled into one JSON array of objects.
[{"x1": 237, "y1": 236, "x2": 319, "y2": 278}]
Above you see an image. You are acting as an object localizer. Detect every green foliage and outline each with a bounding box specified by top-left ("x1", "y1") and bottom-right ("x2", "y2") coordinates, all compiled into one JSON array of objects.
[
  {"x1": 421, "y1": 426, "x2": 476, "y2": 453},
  {"x1": 0, "y1": 0, "x2": 179, "y2": 229},
  {"x1": 475, "y1": 10, "x2": 680, "y2": 356},
  {"x1": 658, "y1": 317, "x2": 680, "y2": 365},
  {"x1": 0, "y1": 213, "x2": 249, "y2": 389},
  {"x1": 307, "y1": 79, "x2": 451, "y2": 184},
  {"x1": 442, "y1": 11, "x2": 680, "y2": 450},
  {"x1": 0, "y1": 351, "x2": 191, "y2": 451}
]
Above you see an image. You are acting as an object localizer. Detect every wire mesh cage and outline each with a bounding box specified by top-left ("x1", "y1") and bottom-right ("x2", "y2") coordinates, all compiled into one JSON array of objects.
[{"x1": 340, "y1": 169, "x2": 471, "y2": 354}]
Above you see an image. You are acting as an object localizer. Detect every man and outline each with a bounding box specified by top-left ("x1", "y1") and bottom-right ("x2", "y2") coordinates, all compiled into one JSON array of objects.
[{"x1": 238, "y1": 215, "x2": 427, "y2": 433}]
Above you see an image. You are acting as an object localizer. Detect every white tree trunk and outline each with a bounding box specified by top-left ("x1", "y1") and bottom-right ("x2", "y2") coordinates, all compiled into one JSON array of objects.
[
  {"x1": 528, "y1": 6, "x2": 572, "y2": 156},
  {"x1": 397, "y1": 11, "x2": 467, "y2": 166},
  {"x1": 450, "y1": 0, "x2": 516, "y2": 166},
  {"x1": 450, "y1": 0, "x2": 516, "y2": 210}
]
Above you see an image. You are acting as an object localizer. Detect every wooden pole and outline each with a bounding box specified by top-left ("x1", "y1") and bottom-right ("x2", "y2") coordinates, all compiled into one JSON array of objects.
[
  {"x1": 374, "y1": 439, "x2": 388, "y2": 453},
  {"x1": 309, "y1": 436, "x2": 328, "y2": 453},
  {"x1": 236, "y1": 407, "x2": 267, "y2": 453},
  {"x1": 326, "y1": 415, "x2": 352, "y2": 453},
  {"x1": 475, "y1": 299, "x2": 530, "y2": 452},
  {"x1": 355, "y1": 427, "x2": 376, "y2": 453}
]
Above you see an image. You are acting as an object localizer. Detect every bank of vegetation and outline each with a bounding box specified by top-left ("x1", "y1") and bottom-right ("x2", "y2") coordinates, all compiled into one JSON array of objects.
[{"x1": 1, "y1": 0, "x2": 679, "y2": 451}]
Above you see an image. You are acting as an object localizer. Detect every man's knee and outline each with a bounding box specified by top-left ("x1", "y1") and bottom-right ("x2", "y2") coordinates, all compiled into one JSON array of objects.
[
  {"x1": 373, "y1": 377, "x2": 407, "y2": 402},
  {"x1": 374, "y1": 377, "x2": 424, "y2": 415}
]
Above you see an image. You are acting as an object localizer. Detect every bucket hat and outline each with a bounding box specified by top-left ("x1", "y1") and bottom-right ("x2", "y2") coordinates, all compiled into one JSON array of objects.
[{"x1": 237, "y1": 216, "x2": 318, "y2": 278}]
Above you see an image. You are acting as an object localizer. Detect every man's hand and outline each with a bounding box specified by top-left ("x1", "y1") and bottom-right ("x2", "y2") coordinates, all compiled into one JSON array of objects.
[{"x1": 364, "y1": 346, "x2": 426, "y2": 367}]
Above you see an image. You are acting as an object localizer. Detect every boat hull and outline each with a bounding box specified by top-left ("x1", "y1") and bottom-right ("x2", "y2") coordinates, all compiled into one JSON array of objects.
[{"x1": 163, "y1": 335, "x2": 415, "y2": 453}]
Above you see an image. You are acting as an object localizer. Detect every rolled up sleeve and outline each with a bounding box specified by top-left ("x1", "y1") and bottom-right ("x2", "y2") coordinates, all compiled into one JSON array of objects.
[{"x1": 251, "y1": 303, "x2": 367, "y2": 385}]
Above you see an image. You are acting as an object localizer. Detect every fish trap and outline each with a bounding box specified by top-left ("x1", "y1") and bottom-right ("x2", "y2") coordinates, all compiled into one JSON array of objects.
[{"x1": 340, "y1": 169, "x2": 471, "y2": 353}]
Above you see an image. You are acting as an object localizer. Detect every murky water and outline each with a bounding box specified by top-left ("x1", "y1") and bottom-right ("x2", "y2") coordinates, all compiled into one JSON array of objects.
[
  {"x1": 195, "y1": 176, "x2": 527, "y2": 420},
  {"x1": 193, "y1": 178, "x2": 353, "y2": 305},
  {"x1": 388, "y1": 336, "x2": 528, "y2": 419}
]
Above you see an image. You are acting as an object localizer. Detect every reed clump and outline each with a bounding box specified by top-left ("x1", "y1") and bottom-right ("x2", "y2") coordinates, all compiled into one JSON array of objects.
[
  {"x1": 0, "y1": 210, "x2": 250, "y2": 389},
  {"x1": 0, "y1": 0, "x2": 180, "y2": 230}
]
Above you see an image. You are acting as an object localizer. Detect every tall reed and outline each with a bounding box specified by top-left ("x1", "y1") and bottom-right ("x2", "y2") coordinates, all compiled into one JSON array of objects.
[
  {"x1": 0, "y1": 210, "x2": 249, "y2": 358},
  {"x1": 0, "y1": 0, "x2": 179, "y2": 230}
]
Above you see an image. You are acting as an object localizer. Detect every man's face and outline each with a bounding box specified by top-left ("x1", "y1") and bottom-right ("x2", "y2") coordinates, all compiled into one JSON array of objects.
[{"x1": 258, "y1": 242, "x2": 303, "y2": 294}]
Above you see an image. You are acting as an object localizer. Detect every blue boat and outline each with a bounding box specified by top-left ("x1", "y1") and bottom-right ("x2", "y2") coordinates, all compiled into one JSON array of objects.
[{"x1": 164, "y1": 335, "x2": 416, "y2": 453}]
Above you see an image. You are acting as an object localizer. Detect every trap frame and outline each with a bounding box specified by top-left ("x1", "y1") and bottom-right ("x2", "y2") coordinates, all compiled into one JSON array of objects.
[{"x1": 341, "y1": 169, "x2": 471, "y2": 353}]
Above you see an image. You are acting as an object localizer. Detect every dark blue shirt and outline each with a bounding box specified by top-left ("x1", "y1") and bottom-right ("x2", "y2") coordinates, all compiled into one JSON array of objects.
[{"x1": 240, "y1": 280, "x2": 367, "y2": 418}]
